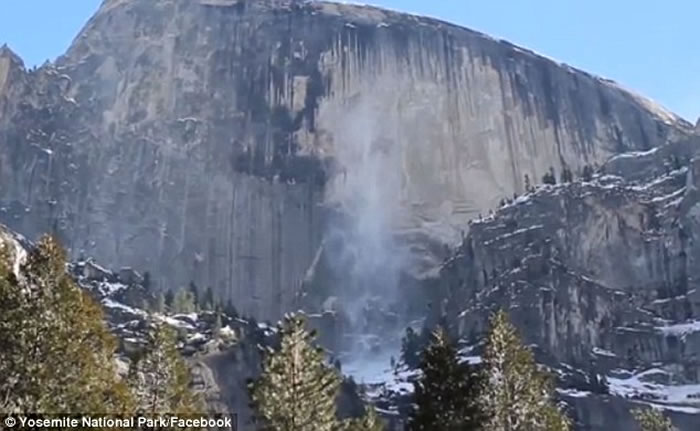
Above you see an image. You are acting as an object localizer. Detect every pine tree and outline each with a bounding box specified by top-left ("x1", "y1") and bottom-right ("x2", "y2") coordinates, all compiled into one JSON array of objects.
[
  {"x1": 188, "y1": 281, "x2": 200, "y2": 308},
  {"x1": 588, "y1": 369, "x2": 609, "y2": 394},
  {"x1": 155, "y1": 292, "x2": 166, "y2": 313},
  {"x1": 142, "y1": 271, "x2": 152, "y2": 291},
  {"x1": 479, "y1": 310, "x2": 570, "y2": 431},
  {"x1": 173, "y1": 288, "x2": 196, "y2": 313},
  {"x1": 401, "y1": 327, "x2": 422, "y2": 369},
  {"x1": 632, "y1": 408, "x2": 677, "y2": 431},
  {"x1": 213, "y1": 312, "x2": 223, "y2": 339},
  {"x1": 408, "y1": 327, "x2": 482, "y2": 431},
  {"x1": 560, "y1": 165, "x2": 573, "y2": 183},
  {"x1": 524, "y1": 174, "x2": 533, "y2": 193},
  {"x1": 224, "y1": 299, "x2": 239, "y2": 318},
  {"x1": 128, "y1": 322, "x2": 202, "y2": 416},
  {"x1": 165, "y1": 289, "x2": 175, "y2": 309},
  {"x1": 250, "y1": 313, "x2": 342, "y2": 431},
  {"x1": 582, "y1": 165, "x2": 594, "y2": 182},
  {"x1": 343, "y1": 406, "x2": 384, "y2": 431},
  {"x1": 0, "y1": 236, "x2": 134, "y2": 415},
  {"x1": 542, "y1": 167, "x2": 557, "y2": 185},
  {"x1": 202, "y1": 286, "x2": 216, "y2": 310},
  {"x1": 671, "y1": 155, "x2": 682, "y2": 171}
]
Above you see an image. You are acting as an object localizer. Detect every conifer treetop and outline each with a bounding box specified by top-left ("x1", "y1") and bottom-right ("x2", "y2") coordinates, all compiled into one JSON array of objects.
[
  {"x1": 408, "y1": 326, "x2": 482, "y2": 431},
  {"x1": 250, "y1": 313, "x2": 342, "y2": 431},
  {"x1": 632, "y1": 408, "x2": 678, "y2": 431},
  {"x1": 480, "y1": 310, "x2": 570, "y2": 431},
  {"x1": 0, "y1": 235, "x2": 134, "y2": 415}
]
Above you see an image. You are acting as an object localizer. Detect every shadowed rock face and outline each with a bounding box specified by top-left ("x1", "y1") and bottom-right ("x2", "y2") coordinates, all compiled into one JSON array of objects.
[{"x1": 0, "y1": 0, "x2": 693, "y2": 321}]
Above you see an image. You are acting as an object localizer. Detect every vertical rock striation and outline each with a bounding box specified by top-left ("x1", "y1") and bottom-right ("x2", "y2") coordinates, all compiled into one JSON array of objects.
[{"x1": 0, "y1": 0, "x2": 693, "y2": 320}]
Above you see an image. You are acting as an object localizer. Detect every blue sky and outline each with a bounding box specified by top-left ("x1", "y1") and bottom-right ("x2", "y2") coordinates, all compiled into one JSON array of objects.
[{"x1": 1, "y1": 0, "x2": 698, "y2": 122}]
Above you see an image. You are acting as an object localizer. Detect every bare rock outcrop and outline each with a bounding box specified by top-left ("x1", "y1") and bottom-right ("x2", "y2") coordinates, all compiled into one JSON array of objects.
[{"x1": 0, "y1": 0, "x2": 693, "y2": 323}]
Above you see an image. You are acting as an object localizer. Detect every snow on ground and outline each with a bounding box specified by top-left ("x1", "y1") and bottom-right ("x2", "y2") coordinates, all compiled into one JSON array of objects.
[
  {"x1": 484, "y1": 224, "x2": 544, "y2": 245},
  {"x1": 630, "y1": 167, "x2": 688, "y2": 191},
  {"x1": 462, "y1": 355, "x2": 483, "y2": 365},
  {"x1": 94, "y1": 281, "x2": 127, "y2": 297},
  {"x1": 608, "y1": 369, "x2": 700, "y2": 408},
  {"x1": 11, "y1": 239, "x2": 26, "y2": 278},
  {"x1": 343, "y1": 351, "x2": 396, "y2": 385},
  {"x1": 458, "y1": 344, "x2": 484, "y2": 365},
  {"x1": 155, "y1": 313, "x2": 195, "y2": 330},
  {"x1": 648, "y1": 187, "x2": 685, "y2": 203},
  {"x1": 592, "y1": 347, "x2": 617, "y2": 357},
  {"x1": 652, "y1": 294, "x2": 690, "y2": 305},
  {"x1": 657, "y1": 320, "x2": 700, "y2": 337},
  {"x1": 102, "y1": 298, "x2": 147, "y2": 316},
  {"x1": 219, "y1": 325, "x2": 236, "y2": 339},
  {"x1": 557, "y1": 388, "x2": 592, "y2": 398},
  {"x1": 607, "y1": 147, "x2": 660, "y2": 162},
  {"x1": 177, "y1": 312, "x2": 199, "y2": 322},
  {"x1": 342, "y1": 345, "x2": 415, "y2": 396},
  {"x1": 0, "y1": 226, "x2": 28, "y2": 277},
  {"x1": 187, "y1": 332, "x2": 206, "y2": 343}
]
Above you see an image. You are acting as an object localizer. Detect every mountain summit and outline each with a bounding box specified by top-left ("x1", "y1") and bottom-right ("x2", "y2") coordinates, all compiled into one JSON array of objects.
[{"x1": 1, "y1": 3, "x2": 700, "y2": 428}]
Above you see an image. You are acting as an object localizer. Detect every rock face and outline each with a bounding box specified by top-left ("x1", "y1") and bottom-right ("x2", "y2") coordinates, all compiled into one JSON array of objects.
[
  {"x1": 433, "y1": 134, "x2": 700, "y2": 429},
  {"x1": 0, "y1": 0, "x2": 693, "y2": 323}
]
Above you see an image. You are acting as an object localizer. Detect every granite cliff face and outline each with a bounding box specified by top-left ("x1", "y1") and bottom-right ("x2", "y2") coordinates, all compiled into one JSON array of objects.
[
  {"x1": 3, "y1": 1, "x2": 700, "y2": 429},
  {"x1": 431, "y1": 133, "x2": 700, "y2": 429},
  {"x1": 0, "y1": 0, "x2": 693, "y2": 321}
]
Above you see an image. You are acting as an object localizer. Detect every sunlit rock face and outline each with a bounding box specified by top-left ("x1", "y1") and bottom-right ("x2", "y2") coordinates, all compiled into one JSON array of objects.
[
  {"x1": 434, "y1": 135, "x2": 700, "y2": 429},
  {"x1": 0, "y1": 0, "x2": 692, "y2": 321}
]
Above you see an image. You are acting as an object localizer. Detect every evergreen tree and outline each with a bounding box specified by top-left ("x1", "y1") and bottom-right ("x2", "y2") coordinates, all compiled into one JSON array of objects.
[
  {"x1": 154, "y1": 292, "x2": 166, "y2": 314},
  {"x1": 173, "y1": 288, "x2": 196, "y2": 314},
  {"x1": 142, "y1": 271, "x2": 152, "y2": 291},
  {"x1": 479, "y1": 311, "x2": 570, "y2": 431},
  {"x1": 343, "y1": 406, "x2": 384, "y2": 431},
  {"x1": 542, "y1": 167, "x2": 557, "y2": 185},
  {"x1": 250, "y1": 313, "x2": 342, "y2": 431},
  {"x1": 632, "y1": 408, "x2": 677, "y2": 431},
  {"x1": 408, "y1": 327, "x2": 482, "y2": 431},
  {"x1": 671, "y1": 155, "x2": 682, "y2": 171},
  {"x1": 401, "y1": 327, "x2": 423, "y2": 369},
  {"x1": 224, "y1": 299, "x2": 239, "y2": 318},
  {"x1": 141, "y1": 298, "x2": 152, "y2": 312},
  {"x1": 0, "y1": 236, "x2": 133, "y2": 415},
  {"x1": 188, "y1": 281, "x2": 200, "y2": 308},
  {"x1": 213, "y1": 312, "x2": 223, "y2": 339},
  {"x1": 560, "y1": 165, "x2": 573, "y2": 183},
  {"x1": 202, "y1": 286, "x2": 216, "y2": 310},
  {"x1": 524, "y1": 174, "x2": 533, "y2": 193},
  {"x1": 582, "y1": 165, "x2": 594, "y2": 182},
  {"x1": 588, "y1": 369, "x2": 609, "y2": 394},
  {"x1": 165, "y1": 288, "x2": 175, "y2": 309},
  {"x1": 128, "y1": 322, "x2": 202, "y2": 416}
]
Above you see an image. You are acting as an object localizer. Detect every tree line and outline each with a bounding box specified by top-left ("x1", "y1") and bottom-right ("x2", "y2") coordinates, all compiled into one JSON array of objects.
[
  {"x1": 498, "y1": 164, "x2": 595, "y2": 208},
  {"x1": 250, "y1": 309, "x2": 678, "y2": 431},
  {"x1": 142, "y1": 278, "x2": 238, "y2": 318},
  {"x1": 0, "y1": 236, "x2": 679, "y2": 430}
]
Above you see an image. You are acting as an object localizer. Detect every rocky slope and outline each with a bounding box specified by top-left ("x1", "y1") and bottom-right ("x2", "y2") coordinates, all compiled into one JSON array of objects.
[
  {"x1": 0, "y1": 226, "x2": 368, "y2": 431},
  {"x1": 0, "y1": 0, "x2": 694, "y2": 321},
  {"x1": 429, "y1": 133, "x2": 700, "y2": 429}
]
